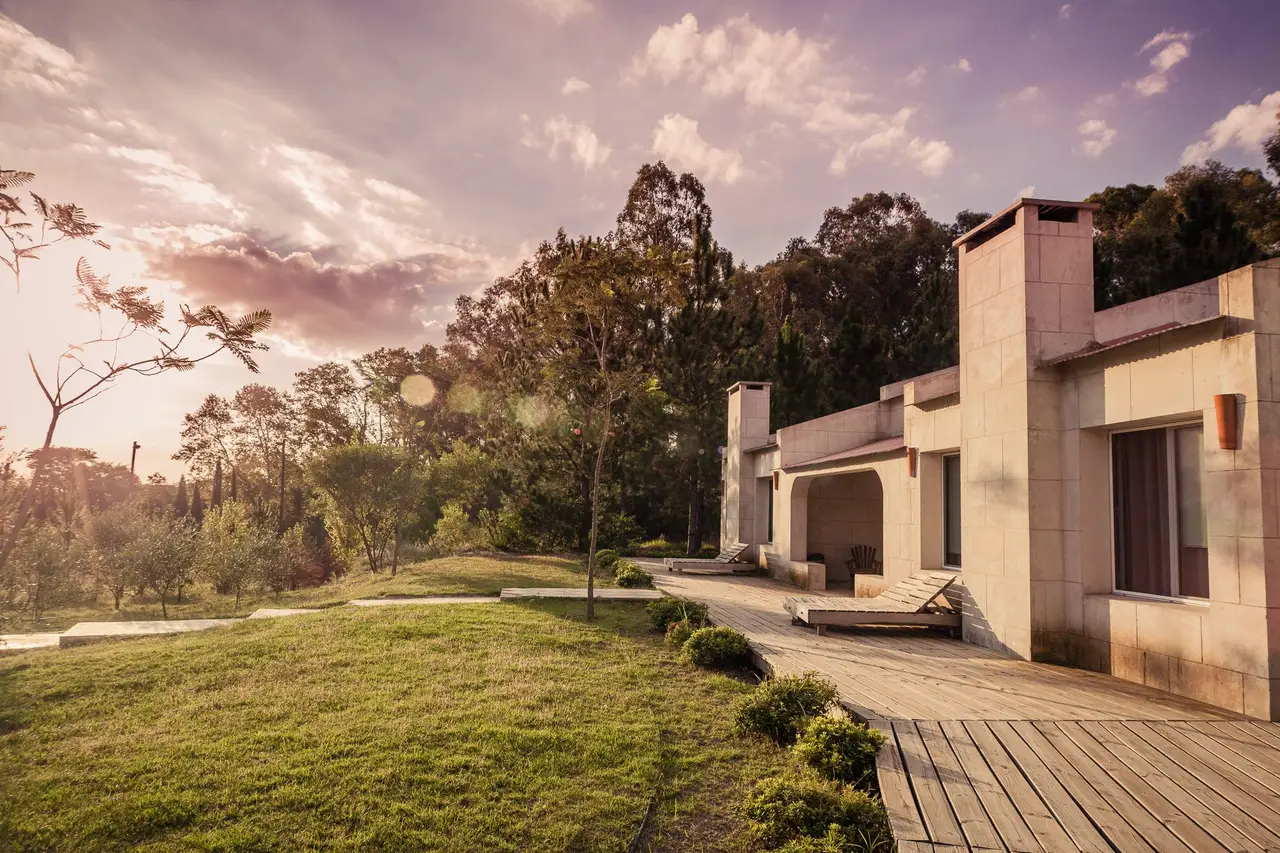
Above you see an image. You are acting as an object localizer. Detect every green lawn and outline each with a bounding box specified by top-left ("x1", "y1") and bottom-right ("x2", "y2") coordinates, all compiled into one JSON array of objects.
[
  {"x1": 0, "y1": 598, "x2": 795, "y2": 852},
  {"x1": 12, "y1": 555, "x2": 612, "y2": 632}
]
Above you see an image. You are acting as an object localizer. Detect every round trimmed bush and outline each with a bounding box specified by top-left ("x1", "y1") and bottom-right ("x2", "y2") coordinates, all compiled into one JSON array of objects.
[
  {"x1": 591, "y1": 549, "x2": 621, "y2": 578},
  {"x1": 792, "y1": 717, "x2": 886, "y2": 789},
  {"x1": 614, "y1": 560, "x2": 654, "y2": 589},
  {"x1": 665, "y1": 618, "x2": 695, "y2": 649},
  {"x1": 734, "y1": 673, "x2": 839, "y2": 746},
  {"x1": 742, "y1": 774, "x2": 890, "y2": 850},
  {"x1": 646, "y1": 596, "x2": 709, "y2": 631},
  {"x1": 680, "y1": 626, "x2": 751, "y2": 668}
]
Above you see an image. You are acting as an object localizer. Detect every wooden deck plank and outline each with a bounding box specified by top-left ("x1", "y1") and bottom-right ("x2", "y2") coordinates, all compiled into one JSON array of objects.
[
  {"x1": 916, "y1": 721, "x2": 1004, "y2": 850},
  {"x1": 1133, "y1": 722, "x2": 1280, "y2": 819},
  {"x1": 892, "y1": 721, "x2": 967, "y2": 847},
  {"x1": 1028, "y1": 721, "x2": 1198, "y2": 853},
  {"x1": 1089, "y1": 721, "x2": 1277, "y2": 853},
  {"x1": 939, "y1": 720, "x2": 1043, "y2": 853},
  {"x1": 1179, "y1": 721, "x2": 1280, "y2": 781},
  {"x1": 985, "y1": 721, "x2": 1116, "y2": 853},
  {"x1": 1056, "y1": 722, "x2": 1235, "y2": 853},
  {"x1": 870, "y1": 720, "x2": 930, "y2": 844}
]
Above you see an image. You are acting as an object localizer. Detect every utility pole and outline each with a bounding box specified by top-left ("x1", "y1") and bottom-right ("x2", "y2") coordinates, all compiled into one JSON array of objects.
[{"x1": 130, "y1": 441, "x2": 141, "y2": 474}]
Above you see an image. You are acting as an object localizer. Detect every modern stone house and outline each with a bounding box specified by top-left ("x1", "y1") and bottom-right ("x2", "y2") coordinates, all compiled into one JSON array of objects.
[{"x1": 721, "y1": 196, "x2": 1280, "y2": 720}]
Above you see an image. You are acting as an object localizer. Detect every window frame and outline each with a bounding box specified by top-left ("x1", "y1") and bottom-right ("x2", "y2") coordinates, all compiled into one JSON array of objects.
[
  {"x1": 942, "y1": 452, "x2": 962, "y2": 570},
  {"x1": 1108, "y1": 419, "x2": 1210, "y2": 604}
]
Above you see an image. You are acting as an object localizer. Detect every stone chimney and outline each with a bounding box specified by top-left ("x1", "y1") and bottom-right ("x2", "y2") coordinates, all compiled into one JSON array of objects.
[
  {"x1": 723, "y1": 382, "x2": 771, "y2": 548},
  {"x1": 953, "y1": 198, "x2": 1098, "y2": 659}
]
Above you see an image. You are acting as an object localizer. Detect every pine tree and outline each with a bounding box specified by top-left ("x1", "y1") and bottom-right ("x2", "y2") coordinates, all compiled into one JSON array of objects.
[
  {"x1": 191, "y1": 484, "x2": 206, "y2": 526},
  {"x1": 772, "y1": 317, "x2": 821, "y2": 428},
  {"x1": 212, "y1": 458, "x2": 223, "y2": 508},
  {"x1": 173, "y1": 475, "x2": 189, "y2": 518}
]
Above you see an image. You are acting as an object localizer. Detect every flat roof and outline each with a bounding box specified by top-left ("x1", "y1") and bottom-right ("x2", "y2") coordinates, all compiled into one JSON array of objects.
[
  {"x1": 953, "y1": 197, "x2": 1100, "y2": 248},
  {"x1": 787, "y1": 435, "x2": 906, "y2": 470}
]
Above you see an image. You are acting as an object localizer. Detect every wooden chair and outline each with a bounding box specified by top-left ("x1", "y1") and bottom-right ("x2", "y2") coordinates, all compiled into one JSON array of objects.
[{"x1": 845, "y1": 544, "x2": 883, "y2": 577}]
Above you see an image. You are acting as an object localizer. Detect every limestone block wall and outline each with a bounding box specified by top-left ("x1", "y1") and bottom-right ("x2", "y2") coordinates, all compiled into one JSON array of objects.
[
  {"x1": 1055, "y1": 261, "x2": 1280, "y2": 718},
  {"x1": 724, "y1": 383, "x2": 772, "y2": 554}
]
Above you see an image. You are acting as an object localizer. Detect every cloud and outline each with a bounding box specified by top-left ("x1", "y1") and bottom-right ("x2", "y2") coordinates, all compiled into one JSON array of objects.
[
  {"x1": 0, "y1": 15, "x2": 87, "y2": 95},
  {"x1": 953, "y1": 58, "x2": 972, "y2": 73},
  {"x1": 1134, "y1": 29, "x2": 1192, "y2": 96},
  {"x1": 903, "y1": 67, "x2": 926, "y2": 87},
  {"x1": 1181, "y1": 90, "x2": 1280, "y2": 165},
  {"x1": 146, "y1": 233, "x2": 491, "y2": 352},
  {"x1": 561, "y1": 76, "x2": 591, "y2": 95},
  {"x1": 628, "y1": 14, "x2": 951, "y2": 177},
  {"x1": 518, "y1": 0, "x2": 592, "y2": 23},
  {"x1": 651, "y1": 114, "x2": 745, "y2": 185},
  {"x1": 1078, "y1": 119, "x2": 1116, "y2": 157},
  {"x1": 105, "y1": 146, "x2": 241, "y2": 214},
  {"x1": 1058, "y1": 4, "x2": 1073, "y2": 19},
  {"x1": 521, "y1": 114, "x2": 611, "y2": 170},
  {"x1": 1004, "y1": 86, "x2": 1042, "y2": 106},
  {"x1": 1016, "y1": 185, "x2": 1036, "y2": 199}
]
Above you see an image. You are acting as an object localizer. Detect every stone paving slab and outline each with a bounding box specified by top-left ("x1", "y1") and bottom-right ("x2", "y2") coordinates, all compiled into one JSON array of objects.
[
  {"x1": 247, "y1": 608, "x2": 325, "y2": 619},
  {"x1": 1, "y1": 633, "x2": 62, "y2": 651},
  {"x1": 499, "y1": 587, "x2": 665, "y2": 601},
  {"x1": 346, "y1": 596, "x2": 500, "y2": 607},
  {"x1": 59, "y1": 619, "x2": 240, "y2": 647}
]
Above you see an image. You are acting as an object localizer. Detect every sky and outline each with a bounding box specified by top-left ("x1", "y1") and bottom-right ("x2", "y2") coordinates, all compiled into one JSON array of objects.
[{"x1": 1, "y1": 0, "x2": 1278, "y2": 479}]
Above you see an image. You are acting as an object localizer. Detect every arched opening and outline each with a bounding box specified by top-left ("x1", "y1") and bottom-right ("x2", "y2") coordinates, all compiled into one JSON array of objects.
[{"x1": 801, "y1": 470, "x2": 885, "y2": 589}]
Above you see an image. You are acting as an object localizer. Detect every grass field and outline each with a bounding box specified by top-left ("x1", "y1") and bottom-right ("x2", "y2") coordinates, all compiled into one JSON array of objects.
[
  {"x1": 0, "y1": 596, "x2": 795, "y2": 852},
  {"x1": 11, "y1": 555, "x2": 613, "y2": 632}
]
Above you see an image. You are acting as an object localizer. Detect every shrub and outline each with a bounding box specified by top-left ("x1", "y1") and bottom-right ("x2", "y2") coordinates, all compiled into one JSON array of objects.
[
  {"x1": 590, "y1": 548, "x2": 621, "y2": 578},
  {"x1": 792, "y1": 718, "x2": 886, "y2": 789},
  {"x1": 428, "y1": 500, "x2": 490, "y2": 557},
  {"x1": 734, "y1": 673, "x2": 839, "y2": 746},
  {"x1": 614, "y1": 560, "x2": 654, "y2": 589},
  {"x1": 681, "y1": 626, "x2": 751, "y2": 668},
  {"x1": 742, "y1": 774, "x2": 890, "y2": 850},
  {"x1": 646, "y1": 596, "x2": 709, "y2": 631},
  {"x1": 665, "y1": 619, "x2": 695, "y2": 649}
]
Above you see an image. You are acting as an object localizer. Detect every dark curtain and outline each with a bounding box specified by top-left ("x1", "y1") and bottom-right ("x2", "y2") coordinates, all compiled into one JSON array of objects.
[{"x1": 1113, "y1": 430, "x2": 1171, "y2": 596}]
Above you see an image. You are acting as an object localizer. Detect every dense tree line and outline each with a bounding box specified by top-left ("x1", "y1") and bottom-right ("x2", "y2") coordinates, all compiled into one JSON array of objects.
[{"x1": 2, "y1": 115, "x2": 1279, "y2": 625}]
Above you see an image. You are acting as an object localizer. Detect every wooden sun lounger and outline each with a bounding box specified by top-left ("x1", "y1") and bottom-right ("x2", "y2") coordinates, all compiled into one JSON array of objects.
[
  {"x1": 783, "y1": 570, "x2": 961, "y2": 635},
  {"x1": 664, "y1": 541, "x2": 750, "y2": 573}
]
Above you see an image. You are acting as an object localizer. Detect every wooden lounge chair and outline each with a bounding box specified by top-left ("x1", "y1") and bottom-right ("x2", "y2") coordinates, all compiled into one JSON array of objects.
[
  {"x1": 664, "y1": 542, "x2": 750, "y2": 573},
  {"x1": 783, "y1": 570, "x2": 960, "y2": 635}
]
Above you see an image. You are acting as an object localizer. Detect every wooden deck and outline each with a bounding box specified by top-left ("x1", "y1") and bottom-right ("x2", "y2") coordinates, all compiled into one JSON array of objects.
[{"x1": 638, "y1": 565, "x2": 1280, "y2": 852}]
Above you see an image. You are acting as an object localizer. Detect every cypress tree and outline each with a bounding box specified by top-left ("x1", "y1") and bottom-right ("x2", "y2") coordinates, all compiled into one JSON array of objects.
[
  {"x1": 212, "y1": 458, "x2": 223, "y2": 508},
  {"x1": 191, "y1": 484, "x2": 205, "y2": 526},
  {"x1": 174, "y1": 474, "x2": 189, "y2": 518},
  {"x1": 230, "y1": 467, "x2": 238, "y2": 502}
]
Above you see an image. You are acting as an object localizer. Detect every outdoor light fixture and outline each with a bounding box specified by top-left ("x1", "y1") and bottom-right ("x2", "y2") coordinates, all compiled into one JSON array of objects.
[
  {"x1": 1214, "y1": 394, "x2": 1240, "y2": 450},
  {"x1": 907, "y1": 447, "x2": 918, "y2": 477}
]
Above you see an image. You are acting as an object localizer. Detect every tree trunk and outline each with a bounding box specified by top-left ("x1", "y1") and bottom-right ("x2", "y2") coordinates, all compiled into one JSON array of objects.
[
  {"x1": 686, "y1": 470, "x2": 702, "y2": 556},
  {"x1": 112, "y1": 586, "x2": 122, "y2": 610},
  {"x1": 160, "y1": 591, "x2": 169, "y2": 619},
  {"x1": 0, "y1": 409, "x2": 60, "y2": 576},
  {"x1": 391, "y1": 526, "x2": 401, "y2": 577},
  {"x1": 585, "y1": 407, "x2": 613, "y2": 623},
  {"x1": 277, "y1": 438, "x2": 286, "y2": 534}
]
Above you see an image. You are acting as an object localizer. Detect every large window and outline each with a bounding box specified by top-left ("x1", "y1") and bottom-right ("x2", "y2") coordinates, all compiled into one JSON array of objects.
[
  {"x1": 1111, "y1": 424, "x2": 1208, "y2": 599},
  {"x1": 943, "y1": 454, "x2": 961, "y2": 567}
]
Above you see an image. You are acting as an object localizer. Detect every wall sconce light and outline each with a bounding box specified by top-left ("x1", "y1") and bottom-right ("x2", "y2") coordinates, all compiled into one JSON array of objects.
[
  {"x1": 1214, "y1": 394, "x2": 1240, "y2": 450},
  {"x1": 772, "y1": 470, "x2": 779, "y2": 490},
  {"x1": 907, "y1": 447, "x2": 919, "y2": 477}
]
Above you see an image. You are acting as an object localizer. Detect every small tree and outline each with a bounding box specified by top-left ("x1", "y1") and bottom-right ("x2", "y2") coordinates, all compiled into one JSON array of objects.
[
  {"x1": 533, "y1": 237, "x2": 664, "y2": 620},
  {"x1": 309, "y1": 443, "x2": 423, "y2": 575},
  {"x1": 136, "y1": 517, "x2": 198, "y2": 617},
  {"x1": 198, "y1": 502, "x2": 270, "y2": 611},
  {"x1": 83, "y1": 503, "x2": 146, "y2": 609},
  {"x1": 11, "y1": 524, "x2": 77, "y2": 624},
  {"x1": 0, "y1": 170, "x2": 272, "y2": 576}
]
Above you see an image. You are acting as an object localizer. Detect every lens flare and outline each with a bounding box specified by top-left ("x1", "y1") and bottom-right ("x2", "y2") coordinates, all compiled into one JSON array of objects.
[
  {"x1": 448, "y1": 383, "x2": 483, "y2": 415},
  {"x1": 400, "y1": 374, "x2": 436, "y2": 406},
  {"x1": 515, "y1": 395, "x2": 553, "y2": 429}
]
